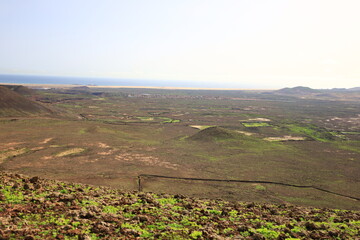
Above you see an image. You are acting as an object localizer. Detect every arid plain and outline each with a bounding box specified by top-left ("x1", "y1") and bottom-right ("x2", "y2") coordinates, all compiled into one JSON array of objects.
[{"x1": 1, "y1": 85, "x2": 359, "y2": 210}]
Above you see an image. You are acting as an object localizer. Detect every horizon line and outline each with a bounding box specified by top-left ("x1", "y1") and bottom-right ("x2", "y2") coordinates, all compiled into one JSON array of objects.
[
  {"x1": 0, "y1": 82, "x2": 276, "y2": 91},
  {"x1": 0, "y1": 73, "x2": 358, "y2": 90}
]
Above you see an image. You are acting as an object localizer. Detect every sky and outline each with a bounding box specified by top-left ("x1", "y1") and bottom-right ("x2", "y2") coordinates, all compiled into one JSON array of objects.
[{"x1": 0, "y1": 0, "x2": 359, "y2": 89}]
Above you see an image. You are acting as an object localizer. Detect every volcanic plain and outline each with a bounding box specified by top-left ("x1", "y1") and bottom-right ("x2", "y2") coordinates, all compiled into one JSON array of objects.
[{"x1": 0, "y1": 85, "x2": 359, "y2": 211}]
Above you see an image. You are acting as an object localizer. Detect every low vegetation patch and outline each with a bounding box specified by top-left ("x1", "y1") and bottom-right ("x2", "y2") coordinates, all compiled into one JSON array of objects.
[
  {"x1": 160, "y1": 117, "x2": 180, "y2": 123},
  {"x1": 342, "y1": 131, "x2": 360, "y2": 135},
  {"x1": 239, "y1": 118, "x2": 271, "y2": 122},
  {"x1": 55, "y1": 148, "x2": 86, "y2": 157},
  {"x1": 137, "y1": 116, "x2": 154, "y2": 121},
  {"x1": 284, "y1": 123, "x2": 335, "y2": 142},
  {"x1": 0, "y1": 148, "x2": 28, "y2": 163},
  {"x1": 254, "y1": 184, "x2": 267, "y2": 191},
  {"x1": 0, "y1": 172, "x2": 359, "y2": 239},
  {"x1": 334, "y1": 140, "x2": 360, "y2": 153},
  {"x1": 242, "y1": 122, "x2": 271, "y2": 127},
  {"x1": 264, "y1": 136, "x2": 307, "y2": 142}
]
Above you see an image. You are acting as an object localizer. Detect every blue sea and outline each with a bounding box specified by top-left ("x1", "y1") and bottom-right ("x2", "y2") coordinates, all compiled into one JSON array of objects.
[{"x1": 0, "y1": 74, "x2": 255, "y2": 89}]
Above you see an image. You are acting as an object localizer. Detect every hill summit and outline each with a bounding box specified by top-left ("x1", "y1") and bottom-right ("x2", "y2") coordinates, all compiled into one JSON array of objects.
[{"x1": 188, "y1": 126, "x2": 235, "y2": 141}]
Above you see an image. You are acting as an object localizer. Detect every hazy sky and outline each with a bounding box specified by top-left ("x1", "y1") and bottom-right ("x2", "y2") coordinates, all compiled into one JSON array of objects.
[{"x1": 1, "y1": 0, "x2": 359, "y2": 88}]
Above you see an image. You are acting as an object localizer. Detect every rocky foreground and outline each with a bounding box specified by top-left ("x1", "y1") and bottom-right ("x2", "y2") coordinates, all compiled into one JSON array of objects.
[{"x1": 0, "y1": 172, "x2": 359, "y2": 239}]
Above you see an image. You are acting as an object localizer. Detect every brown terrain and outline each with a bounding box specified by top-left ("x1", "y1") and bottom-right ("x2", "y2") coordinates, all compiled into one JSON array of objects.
[
  {"x1": 0, "y1": 86, "x2": 53, "y2": 117},
  {"x1": 0, "y1": 85, "x2": 359, "y2": 208}
]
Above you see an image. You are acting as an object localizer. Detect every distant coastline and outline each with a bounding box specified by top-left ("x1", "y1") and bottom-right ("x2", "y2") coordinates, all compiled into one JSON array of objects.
[
  {"x1": 0, "y1": 74, "x2": 270, "y2": 90},
  {"x1": 0, "y1": 82, "x2": 271, "y2": 91}
]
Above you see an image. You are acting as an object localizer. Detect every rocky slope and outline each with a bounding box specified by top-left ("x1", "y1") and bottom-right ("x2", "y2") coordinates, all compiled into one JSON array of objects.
[
  {"x1": 0, "y1": 172, "x2": 359, "y2": 239},
  {"x1": 0, "y1": 86, "x2": 53, "y2": 117}
]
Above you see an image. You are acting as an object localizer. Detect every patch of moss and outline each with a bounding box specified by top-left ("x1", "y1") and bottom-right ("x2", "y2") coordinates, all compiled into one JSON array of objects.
[
  {"x1": 55, "y1": 148, "x2": 86, "y2": 157},
  {"x1": 284, "y1": 123, "x2": 335, "y2": 142},
  {"x1": 242, "y1": 122, "x2": 271, "y2": 127},
  {"x1": 334, "y1": 141, "x2": 360, "y2": 153}
]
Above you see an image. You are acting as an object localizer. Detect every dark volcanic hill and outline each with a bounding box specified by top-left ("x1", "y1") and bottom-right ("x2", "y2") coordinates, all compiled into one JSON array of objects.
[
  {"x1": 0, "y1": 86, "x2": 53, "y2": 117},
  {"x1": 347, "y1": 87, "x2": 360, "y2": 91},
  {"x1": 0, "y1": 84, "x2": 35, "y2": 95},
  {"x1": 188, "y1": 126, "x2": 235, "y2": 141},
  {"x1": 0, "y1": 172, "x2": 359, "y2": 239},
  {"x1": 276, "y1": 86, "x2": 320, "y2": 94}
]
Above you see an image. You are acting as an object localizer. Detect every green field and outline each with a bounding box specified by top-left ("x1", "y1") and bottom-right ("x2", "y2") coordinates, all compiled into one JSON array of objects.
[{"x1": 242, "y1": 122, "x2": 271, "y2": 127}]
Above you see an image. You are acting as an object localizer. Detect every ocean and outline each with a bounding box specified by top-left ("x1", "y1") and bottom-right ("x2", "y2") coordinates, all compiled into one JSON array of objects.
[{"x1": 0, "y1": 74, "x2": 254, "y2": 89}]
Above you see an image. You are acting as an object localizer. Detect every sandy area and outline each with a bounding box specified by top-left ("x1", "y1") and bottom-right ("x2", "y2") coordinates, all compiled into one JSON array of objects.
[
  {"x1": 236, "y1": 131, "x2": 254, "y2": 136},
  {"x1": 55, "y1": 148, "x2": 86, "y2": 157},
  {"x1": 264, "y1": 136, "x2": 306, "y2": 141}
]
